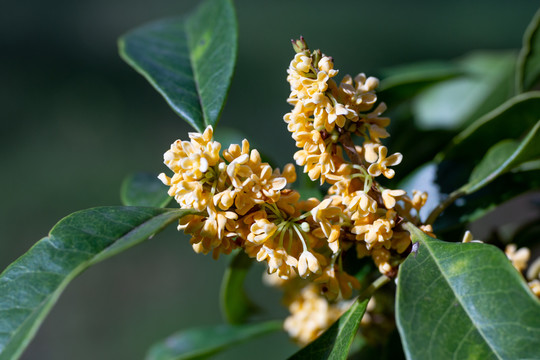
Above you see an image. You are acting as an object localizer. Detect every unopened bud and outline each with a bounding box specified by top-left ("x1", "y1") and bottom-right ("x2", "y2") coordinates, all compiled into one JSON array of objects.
[
  {"x1": 291, "y1": 36, "x2": 308, "y2": 53},
  {"x1": 300, "y1": 222, "x2": 310, "y2": 233}
]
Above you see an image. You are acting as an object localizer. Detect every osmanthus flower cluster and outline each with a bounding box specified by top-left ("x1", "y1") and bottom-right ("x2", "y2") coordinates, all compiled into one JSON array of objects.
[{"x1": 158, "y1": 38, "x2": 431, "y2": 345}]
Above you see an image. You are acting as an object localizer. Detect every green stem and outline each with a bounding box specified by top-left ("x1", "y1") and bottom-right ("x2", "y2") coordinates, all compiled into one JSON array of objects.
[
  {"x1": 425, "y1": 189, "x2": 465, "y2": 225},
  {"x1": 359, "y1": 275, "x2": 391, "y2": 299}
]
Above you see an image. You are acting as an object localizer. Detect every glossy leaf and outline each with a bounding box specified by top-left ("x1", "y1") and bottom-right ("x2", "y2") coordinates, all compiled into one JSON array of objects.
[
  {"x1": 435, "y1": 169, "x2": 540, "y2": 233},
  {"x1": 220, "y1": 250, "x2": 258, "y2": 324},
  {"x1": 119, "y1": 0, "x2": 237, "y2": 132},
  {"x1": 460, "y1": 119, "x2": 540, "y2": 194},
  {"x1": 397, "y1": 223, "x2": 540, "y2": 360},
  {"x1": 413, "y1": 52, "x2": 516, "y2": 130},
  {"x1": 121, "y1": 172, "x2": 172, "y2": 207},
  {"x1": 434, "y1": 92, "x2": 540, "y2": 194},
  {"x1": 516, "y1": 8, "x2": 540, "y2": 92},
  {"x1": 146, "y1": 321, "x2": 282, "y2": 360},
  {"x1": 288, "y1": 298, "x2": 369, "y2": 360},
  {"x1": 0, "y1": 207, "x2": 192, "y2": 360},
  {"x1": 440, "y1": 92, "x2": 540, "y2": 161}
]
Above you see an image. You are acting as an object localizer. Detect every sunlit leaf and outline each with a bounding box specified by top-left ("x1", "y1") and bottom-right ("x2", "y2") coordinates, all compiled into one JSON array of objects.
[
  {"x1": 121, "y1": 172, "x2": 171, "y2": 207},
  {"x1": 288, "y1": 298, "x2": 369, "y2": 360},
  {"x1": 220, "y1": 250, "x2": 258, "y2": 324},
  {"x1": 119, "y1": 0, "x2": 237, "y2": 131},
  {"x1": 396, "y1": 223, "x2": 540, "y2": 360},
  {"x1": 460, "y1": 119, "x2": 540, "y2": 194},
  {"x1": 0, "y1": 207, "x2": 192, "y2": 360},
  {"x1": 413, "y1": 52, "x2": 516, "y2": 130},
  {"x1": 434, "y1": 92, "x2": 540, "y2": 194},
  {"x1": 516, "y1": 8, "x2": 540, "y2": 92},
  {"x1": 146, "y1": 321, "x2": 282, "y2": 360}
]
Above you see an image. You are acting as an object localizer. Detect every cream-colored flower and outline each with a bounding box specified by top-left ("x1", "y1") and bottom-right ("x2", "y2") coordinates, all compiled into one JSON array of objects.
[
  {"x1": 505, "y1": 244, "x2": 530, "y2": 273},
  {"x1": 314, "y1": 265, "x2": 360, "y2": 301},
  {"x1": 345, "y1": 190, "x2": 377, "y2": 218},
  {"x1": 366, "y1": 145, "x2": 402, "y2": 179},
  {"x1": 248, "y1": 217, "x2": 278, "y2": 245},
  {"x1": 311, "y1": 198, "x2": 341, "y2": 243},
  {"x1": 298, "y1": 250, "x2": 325, "y2": 277},
  {"x1": 382, "y1": 189, "x2": 406, "y2": 209},
  {"x1": 258, "y1": 246, "x2": 298, "y2": 279},
  {"x1": 529, "y1": 279, "x2": 540, "y2": 298},
  {"x1": 411, "y1": 190, "x2": 428, "y2": 211},
  {"x1": 283, "y1": 285, "x2": 344, "y2": 345}
]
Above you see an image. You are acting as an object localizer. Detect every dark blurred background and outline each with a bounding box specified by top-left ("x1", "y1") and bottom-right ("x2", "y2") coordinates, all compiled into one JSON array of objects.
[{"x1": 1, "y1": 1, "x2": 539, "y2": 359}]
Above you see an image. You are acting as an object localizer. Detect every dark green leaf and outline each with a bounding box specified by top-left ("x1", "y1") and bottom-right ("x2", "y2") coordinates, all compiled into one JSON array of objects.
[
  {"x1": 516, "y1": 8, "x2": 540, "y2": 92},
  {"x1": 413, "y1": 52, "x2": 516, "y2": 130},
  {"x1": 0, "y1": 207, "x2": 192, "y2": 360},
  {"x1": 121, "y1": 172, "x2": 172, "y2": 207},
  {"x1": 220, "y1": 250, "x2": 258, "y2": 324},
  {"x1": 435, "y1": 169, "x2": 540, "y2": 233},
  {"x1": 288, "y1": 298, "x2": 369, "y2": 360},
  {"x1": 378, "y1": 61, "x2": 463, "y2": 106},
  {"x1": 434, "y1": 92, "x2": 540, "y2": 194},
  {"x1": 440, "y1": 92, "x2": 540, "y2": 161},
  {"x1": 145, "y1": 321, "x2": 282, "y2": 360},
  {"x1": 397, "y1": 223, "x2": 540, "y2": 360},
  {"x1": 119, "y1": 0, "x2": 237, "y2": 132},
  {"x1": 460, "y1": 119, "x2": 540, "y2": 194}
]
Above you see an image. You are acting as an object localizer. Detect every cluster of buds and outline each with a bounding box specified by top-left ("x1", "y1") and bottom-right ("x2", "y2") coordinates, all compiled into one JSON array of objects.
[{"x1": 159, "y1": 38, "x2": 431, "y2": 344}]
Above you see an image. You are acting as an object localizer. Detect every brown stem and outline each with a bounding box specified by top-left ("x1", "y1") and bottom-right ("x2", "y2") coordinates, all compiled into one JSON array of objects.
[{"x1": 338, "y1": 130, "x2": 363, "y2": 166}]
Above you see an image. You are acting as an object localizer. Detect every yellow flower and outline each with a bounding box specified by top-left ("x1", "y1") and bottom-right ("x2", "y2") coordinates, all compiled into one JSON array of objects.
[
  {"x1": 339, "y1": 73, "x2": 379, "y2": 112},
  {"x1": 257, "y1": 245, "x2": 298, "y2": 279},
  {"x1": 411, "y1": 190, "x2": 428, "y2": 211},
  {"x1": 345, "y1": 190, "x2": 378, "y2": 218},
  {"x1": 298, "y1": 250, "x2": 325, "y2": 277},
  {"x1": 365, "y1": 145, "x2": 402, "y2": 179},
  {"x1": 311, "y1": 198, "x2": 341, "y2": 239},
  {"x1": 381, "y1": 189, "x2": 406, "y2": 209},
  {"x1": 248, "y1": 217, "x2": 278, "y2": 245},
  {"x1": 314, "y1": 265, "x2": 360, "y2": 301},
  {"x1": 372, "y1": 247, "x2": 392, "y2": 274},
  {"x1": 283, "y1": 285, "x2": 344, "y2": 346},
  {"x1": 505, "y1": 244, "x2": 530, "y2": 273}
]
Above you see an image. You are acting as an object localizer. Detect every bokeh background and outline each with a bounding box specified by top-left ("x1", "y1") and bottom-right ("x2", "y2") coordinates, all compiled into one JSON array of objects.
[{"x1": 1, "y1": 1, "x2": 539, "y2": 359}]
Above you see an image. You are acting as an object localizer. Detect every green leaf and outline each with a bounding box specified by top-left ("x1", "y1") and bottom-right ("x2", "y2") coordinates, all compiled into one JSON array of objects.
[
  {"x1": 119, "y1": 0, "x2": 238, "y2": 132},
  {"x1": 145, "y1": 321, "x2": 282, "y2": 360},
  {"x1": 440, "y1": 92, "x2": 540, "y2": 161},
  {"x1": 434, "y1": 92, "x2": 540, "y2": 194},
  {"x1": 121, "y1": 172, "x2": 172, "y2": 207},
  {"x1": 435, "y1": 169, "x2": 540, "y2": 233},
  {"x1": 378, "y1": 61, "x2": 463, "y2": 106},
  {"x1": 220, "y1": 250, "x2": 258, "y2": 324},
  {"x1": 460, "y1": 119, "x2": 540, "y2": 194},
  {"x1": 396, "y1": 223, "x2": 540, "y2": 360},
  {"x1": 413, "y1": 52, "x2": 516, "y2": 130},
  {"x1": 516, "y1": 8, "x2": 540, "y2": 92},
  {"x1": 0, "y1": 206, "x2": 192, "y2": 360},
  {"x1": 288, "y1": 298, "x2": 369, "y2": 360}
]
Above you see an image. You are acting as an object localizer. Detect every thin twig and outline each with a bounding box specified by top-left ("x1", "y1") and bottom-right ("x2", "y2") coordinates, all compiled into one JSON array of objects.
[
  {"x1": 425, "y1": 189, "x2": 465, "y2": 225},
  {"x1": 359, "y1": 275, "x2": 391, "y2": 299}
]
